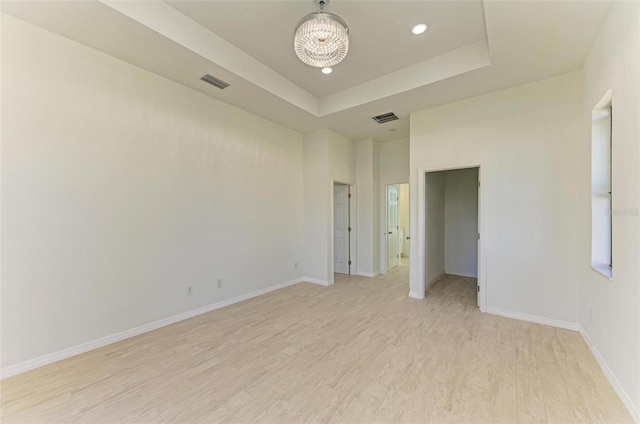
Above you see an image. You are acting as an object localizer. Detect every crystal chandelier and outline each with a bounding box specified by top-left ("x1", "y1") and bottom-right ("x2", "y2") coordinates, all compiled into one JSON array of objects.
[{"x1": 294, "y1": 0, "x2": 349, "y2": 68}]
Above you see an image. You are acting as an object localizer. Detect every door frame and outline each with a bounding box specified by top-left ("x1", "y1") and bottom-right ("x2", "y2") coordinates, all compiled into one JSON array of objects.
[
  {"x1": 410, "y1": 163, "x2": 486, "y2": 313},
  {"x1": 386, "y1": 185, "x2": 400, "y2": 270},
  {"x1": 380, "y1": 180, "x2": 409, "y2": 274},
  {"x1": 332, "y1": 183, "x2": 351, "y2": 275},
  {"x1": 329, "y1": 180, "x2": 356, "y2": 285}
]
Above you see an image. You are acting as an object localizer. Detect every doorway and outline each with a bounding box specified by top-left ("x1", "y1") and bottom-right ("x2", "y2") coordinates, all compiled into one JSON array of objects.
[
  {"x1": 417, "y1": 166, "x2": 483, "y2": 309},
  {"x1": 382, "y1": 182, "x2": 410, "y2": 273},
  {"x1": 387, "y1": 185, "x2": 400, "y2": 269},
  {"x1": 333, "y1": 183, "x2": 351, "y2": 275}
]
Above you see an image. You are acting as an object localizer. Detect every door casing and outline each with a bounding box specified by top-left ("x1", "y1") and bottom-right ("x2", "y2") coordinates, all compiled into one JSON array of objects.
[
  {"x1": 380, "y1": 180, "x2": 409, "y2": 274},
  {"x1": 386, "y1": 185, "x2": 400, "y2": 270},
  {"x1": 333, "y1": 184, "x2": 350, "y2": 275},
  {"x1": 410, "y1": 163, "x2": 486, "y2": 313},
  {"x1": 329, "y1": 179, "x2": 356, "y2": 284}
]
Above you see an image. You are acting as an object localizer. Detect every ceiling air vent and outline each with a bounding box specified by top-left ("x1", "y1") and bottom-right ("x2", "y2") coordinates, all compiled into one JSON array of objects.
[
  {"x1": 200, "y1": 74, "x2": 230, "y2": 90},
  {"x1": 372, "y1": 112, "x2": 399, "y2": 124}
]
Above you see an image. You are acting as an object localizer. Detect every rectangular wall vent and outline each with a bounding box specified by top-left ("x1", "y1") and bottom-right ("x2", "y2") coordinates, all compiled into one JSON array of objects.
[
  {"x1": 201, "y1": 74, "x2": 230, "y2": 89},
  {"x1": 372, "y1": 112, "x2": 399, "y2": 124}
]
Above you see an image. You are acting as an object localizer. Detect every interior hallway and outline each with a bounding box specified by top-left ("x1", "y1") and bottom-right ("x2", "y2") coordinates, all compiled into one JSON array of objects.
[{"x1": 1, "y1": 266, "x2": 631, "y2": 423}]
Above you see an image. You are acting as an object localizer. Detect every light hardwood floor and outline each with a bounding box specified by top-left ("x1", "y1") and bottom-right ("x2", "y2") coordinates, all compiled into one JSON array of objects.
[{"x1": 1, "y1": 262, "x2": 632, "y2": 423}]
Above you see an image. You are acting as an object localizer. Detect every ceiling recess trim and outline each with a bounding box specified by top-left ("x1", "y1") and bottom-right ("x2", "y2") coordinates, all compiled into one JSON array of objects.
[
  {"x1": 100, "y1": 0, "x2": 490, "y2": 119},
  {"x1": 319, "y1": 40, "x2": 491, "y2": 117},
  {"x1": 100, "y1": 0, "x2": 319, "y2": 115}
]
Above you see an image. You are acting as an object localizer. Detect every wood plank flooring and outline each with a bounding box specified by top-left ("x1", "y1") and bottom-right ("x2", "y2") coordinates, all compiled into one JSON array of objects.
[{"x1": 1, "y1": 262, "x2": 632, "y2": 423}]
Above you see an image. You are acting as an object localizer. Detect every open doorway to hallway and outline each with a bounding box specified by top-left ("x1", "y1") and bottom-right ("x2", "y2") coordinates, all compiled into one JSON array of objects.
[
  {"x1": 423, "y1": 167, "x2": 480, "y2": 308},
  {"x1": 382, "y1": 182, "x2": 410, "y2": 274}
]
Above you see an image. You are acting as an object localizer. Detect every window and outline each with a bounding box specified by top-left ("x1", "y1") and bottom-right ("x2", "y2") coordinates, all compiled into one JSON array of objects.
[{"x1": 591, "y1": 90, "x2": 612, "y2": 279}]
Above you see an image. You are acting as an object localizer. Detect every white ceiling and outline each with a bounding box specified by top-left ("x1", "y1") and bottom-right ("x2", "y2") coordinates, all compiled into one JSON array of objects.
[
  {"x1": 2, "y1": 0, "x2": 612, "y2": 142},
  {"x1": 167, "y1": 0, "x2": 488, "y2": 97}
]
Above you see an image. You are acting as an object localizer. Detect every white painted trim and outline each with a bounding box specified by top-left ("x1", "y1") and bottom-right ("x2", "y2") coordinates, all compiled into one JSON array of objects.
[
  {"x1": 445, "y1": 271, "x2": 478, "y2": 279},
  {"x1": 579, "y1": 326, "x2": 640, "y2": 423},
  {"x1": 426, "y1": 270, "x2": 445, "y2": 291},
  {"x1": 349, "y1": 183, "x2": 357, "y2": 277},
  {"x1": 379, "y1": 179, "x2": 409, "y2": 275},
  {"x1": 330, "y1": 178, "x2": 357, "y2": 285},
  {"x1": 0, "y1": 278, "x2": 302, "y2": 379},
  {"x1": 591, "y1": 264, "x2": 613, "y2": 280},
  {"x1": 408, "y1": 290, "x2": 424, "y2": 299},
  {"x1": 414, "y1": 163, "x2": 486, "y2": 312},
  {"x1": 302, "y1": 277, "x2": 330, "y2": 286},
  {"x1": 476, "y1": 165, "x2": 486, "y2": 312},
  {"x1": 410, "y1": 169, "x2": 426, "y2": 301},
  {"x1": 356, "y1": 271, "x2": 377, "y2": 278},
  {"x1": 206, "y1": 278, "x2": 302, "y2": 310},
  {"x1": 486, "y1": 307, "x2": 580, "y2": 331},
  {"x1": 484, "y1": 308, "x2": 639, "y2": 422}
]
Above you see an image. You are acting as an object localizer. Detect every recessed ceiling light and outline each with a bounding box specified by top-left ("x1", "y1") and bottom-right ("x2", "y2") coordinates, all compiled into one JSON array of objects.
[
  {"x1": 411, "y1": 23, "x2": 428, "y2": 35},
  {"x1": 321, "y1": 67, "x2": 333, "y2": 75}
]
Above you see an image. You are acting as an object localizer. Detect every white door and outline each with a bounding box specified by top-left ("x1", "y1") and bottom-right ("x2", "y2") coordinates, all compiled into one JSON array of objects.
[
  {"x1": 387, "y1": 185, "x2": 399, "y2": 269},
  {"x1": 334, "y1": 184, "x2": 350, "y2": 274}
]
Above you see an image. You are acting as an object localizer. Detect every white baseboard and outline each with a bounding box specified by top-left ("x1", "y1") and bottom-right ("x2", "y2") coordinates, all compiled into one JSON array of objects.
[
  {"x1": 445, "y1": 270, "x2": 478, "y2": 279},
  {"x1": 204, "y1": 278, "x2": 302, "y2": 311},
  {"x1": 301, "y1": 277, "x2": 330, "y2": 286},
  {"x1": 485, "y1": 308, "x2": 638, "y2": 422},
  {"x1": 579, "y1": 326, "x2": 640, "y2": 423},
  {"x1": 408, "y1": 272, "x2": 444, "y2": 300},
  {"x1": 486, "y1": 307, "x2": 580, "y2": 331},
  {"x1": 0, "y1": 277, "x2": 303, "y2": 380},
  {"x1": 408, "y1": 290, "x2": 424, "y2": 299},
  {"x1": 426, "y1": 271, "x2": 445, "y2": 291},
  {"x1": 357, "y1": 271, "x2": 377, "y2": 278}
]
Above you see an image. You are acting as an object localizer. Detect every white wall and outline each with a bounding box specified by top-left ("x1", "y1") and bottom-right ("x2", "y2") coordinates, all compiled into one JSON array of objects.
[
  {"x1": 327, "y1": 130, "x2": 356, "y2": 281},
  {"x1": 303, "y1": 131, "x2": 329, "y2": 283},
  {"x1": 444, "y1": 168, "x2": 478, "y2": 278},
  {"x1": 355, "y1": 139, "x2": 379, "y2": 276},
  {"x1": 1, "y1": 15, "x2": 304, "y2": 369},
  {"x1": 379, "y1": 138, "x2": 409, "y2": 183},
  {"x1": 379, "y1": 138, "x2": 409, "y2": 271},
  {"x1": 410, "y1": 71, "x2": 582, "y2": 323},
  {"x1": 580, "y1": 1, "x2": 640, "y2": 419},
  {"x1": 328, "y1": 130, "x2": 356, "y2": 184},
  {"x1": 425, "y1": 172, "x2": 445, "y2": 286},
  {"x1": 303, "y1": 129, "x2": 356, "y2": 284},
  {"x1": 372, "y1": 143, "x2": 380, "y2": 274}
]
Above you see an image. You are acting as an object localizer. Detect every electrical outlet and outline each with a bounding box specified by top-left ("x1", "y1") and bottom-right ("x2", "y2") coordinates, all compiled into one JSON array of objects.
[
  {"x1": 217, "y1": 278, "x2": 223, "y2": 288},
  {"x1": 186, "y1": 286, "x2": 193, "y2": 296},
  {"x1": 294, "y1": 261, "x2": 298, "y2": 270}
]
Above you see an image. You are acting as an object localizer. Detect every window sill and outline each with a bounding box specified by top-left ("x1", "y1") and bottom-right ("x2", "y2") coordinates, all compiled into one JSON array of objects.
[{"x1": 591, "y1": 265, "x2": 613, "y2": 280}]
